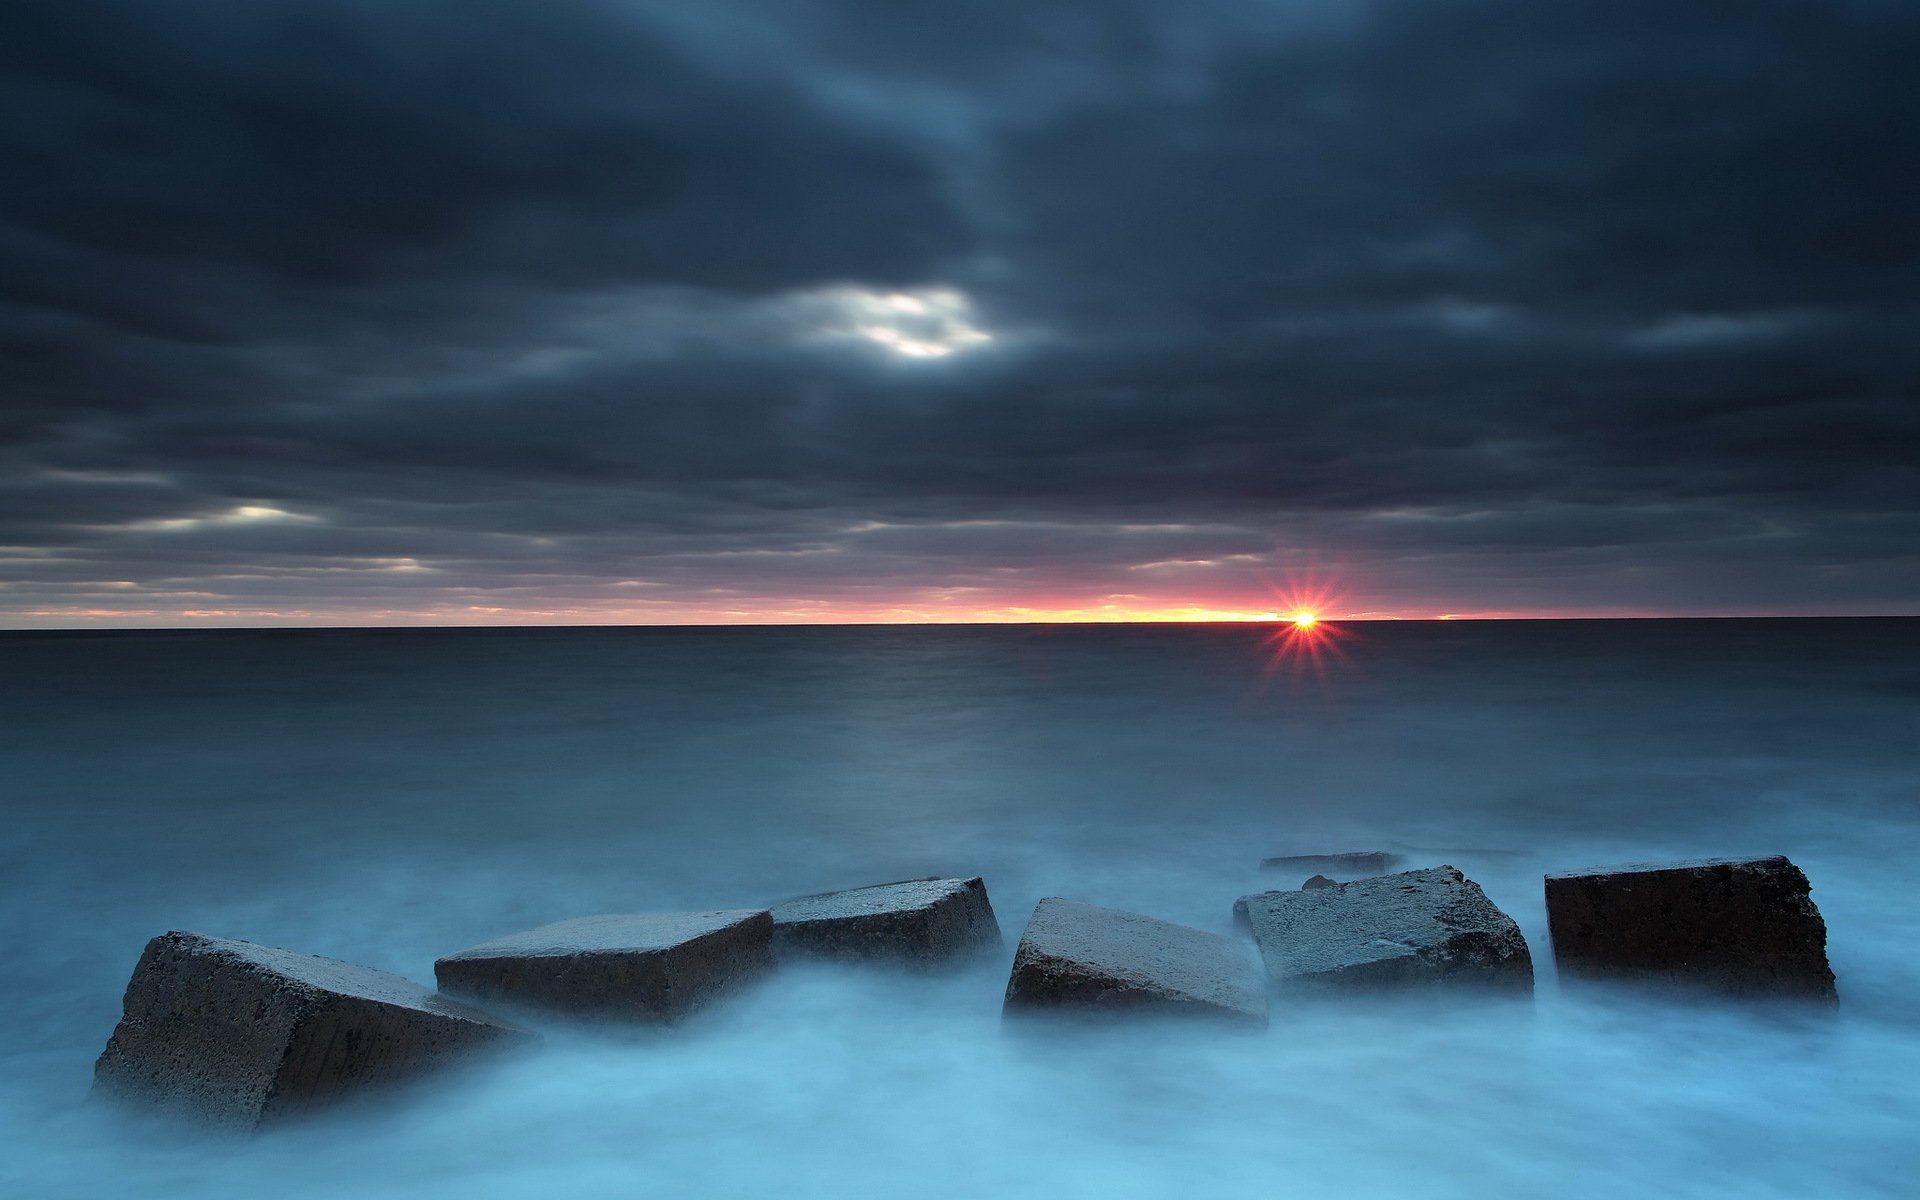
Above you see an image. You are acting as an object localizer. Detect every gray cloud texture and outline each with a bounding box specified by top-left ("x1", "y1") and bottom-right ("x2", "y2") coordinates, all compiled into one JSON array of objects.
[{"x1": 2, "y1": 0, "x2": 1916, "y2": 622}]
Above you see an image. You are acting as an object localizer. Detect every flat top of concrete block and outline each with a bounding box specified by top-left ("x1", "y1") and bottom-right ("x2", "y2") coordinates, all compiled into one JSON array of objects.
[
  {"x1": 1546, "y1": 855, "x2": 1795, "y2": 881},
  {"x1": 161, "y1": 930, "x2": 513, "y2": 1024},
  {"x1": 1237, "y1": 866, "x2": 1522, "y2": 976},
  {"x1": 440, "y1": 910, "x2": 769, "y2": 961},
  {"x1": 773, "y1": 877, "x2": 980, "y2": 923},
  {"x1": 1019, "y1": 898, "x2": 1263, "y2": 1007}
]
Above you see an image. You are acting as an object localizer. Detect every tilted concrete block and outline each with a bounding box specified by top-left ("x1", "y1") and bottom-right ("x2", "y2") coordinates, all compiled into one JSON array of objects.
[
  {"x1": 771, "y1": 876, "x2": 1002, "y2": 964},
  {"x1": 435, "y1": 909, "x2": 774, "y2": 1022},
  {"x1": 94, "y1": 930, "x2": 533, "y2": 1130},
  {"x1": 1003, "y1": 898, "x2": 1267, "y2": 1028}
]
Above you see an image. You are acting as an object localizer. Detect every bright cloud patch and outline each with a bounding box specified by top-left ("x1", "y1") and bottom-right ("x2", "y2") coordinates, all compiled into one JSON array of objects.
[
  {"x1": 795, "y1": 286, "x2": 994, "y2": 359},
  {"x1": 121, "y1": 505, "x2": 320, "y2": 533}
]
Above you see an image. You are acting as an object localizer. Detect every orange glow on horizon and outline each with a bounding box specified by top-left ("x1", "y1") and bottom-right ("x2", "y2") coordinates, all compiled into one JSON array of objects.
[
  {"x1": 5, "y1": 592, "x2": 1748, "y2": 629},
  {"x1": 2, "y1": 599, "x2": 1341, "y2": 626},
  {"x1": 0, "y1": 604, "x2": 1808, "y2": 628}
]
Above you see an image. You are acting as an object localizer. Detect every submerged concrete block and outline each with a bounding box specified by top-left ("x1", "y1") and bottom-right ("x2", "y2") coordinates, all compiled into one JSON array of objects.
[
  {"x1": 93, "y1": 931, "x2": 532, "y2": 1131},
  {"x1": 1235, "y1": 866, "x2": 1533, "y2": 994},
  {"x1": 1545, "y1": 856, "x2": 1836, "y2": 1001},
  {"x1": 1002, "y1": 898, "x2": 1267, "y2": 1027},
  {"x1": 435, "y1": 910, "x2": 773, "y2": 1022},
  {"x1": 771, "y1": 876, "x2": 1002, "y2": 964},
  {"x1": 1259, "y1": 851, "x2": 1403, "y2": 879}
]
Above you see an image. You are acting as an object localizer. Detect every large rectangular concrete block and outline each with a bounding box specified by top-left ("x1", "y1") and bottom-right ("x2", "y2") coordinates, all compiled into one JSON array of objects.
[
  {"x1": 1235, "y1": 866, "x2": 1533, "y2": 994},
  {"x1": 771, "y1": 876, "x2": 1002, "y2": 965},
  {"x1": 1002, "y1": 898, "x2": 1267, "y2": 1028},
  {"x1": 93, "y1": 931, "x2": 533, "y2": 1131},
  {"x1": 434, "y1": 909, "x2": 774, "y2": 1022},
  {"x1": 1545, "y1": 855, "x2": 1836, "y2": 1001}
]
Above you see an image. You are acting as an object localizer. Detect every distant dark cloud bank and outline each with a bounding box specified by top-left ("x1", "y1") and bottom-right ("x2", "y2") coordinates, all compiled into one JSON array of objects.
[{"x1": 2, "y1": 0, "x2": 1916, "y2": 623}]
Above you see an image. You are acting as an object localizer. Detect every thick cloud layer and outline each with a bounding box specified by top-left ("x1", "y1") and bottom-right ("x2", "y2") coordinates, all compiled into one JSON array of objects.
[{"x1": 2, "y1": 0, "x2": 1915, "y2": 623}]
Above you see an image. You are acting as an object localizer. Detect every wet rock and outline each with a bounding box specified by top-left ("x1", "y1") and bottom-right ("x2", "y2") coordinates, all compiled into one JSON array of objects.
[
  {"x1": 1302, "y1": 874, "x2": 1338, "y2": 890},
  {"x1": 93, "y1": 930, "x2": 532, "y2": 1131},
  {"x1": 1259, "y1": 851, "x2": 1402, "y2": 878},
  {"x1": 1234, "y1": 866, "x2": 1533, "y2": 994},
  {"x1": 771, "y1": 876, "x2": 1002, "y2": 965},
  {"x1": 1002, "y1": 898, "x2": 1267, "y2": 1027},
  {"x1": 1545, "y1": 856, "x2": 1837, "y2": 1001},
  {"x1": 435, "y1": 910, "x2": 774, "y2": 1022}
]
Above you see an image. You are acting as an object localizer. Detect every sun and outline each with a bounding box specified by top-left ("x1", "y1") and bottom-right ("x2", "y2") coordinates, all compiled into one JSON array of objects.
[{"x1": 1289, "y1": 611, "x2": 1318, "y2": 628}]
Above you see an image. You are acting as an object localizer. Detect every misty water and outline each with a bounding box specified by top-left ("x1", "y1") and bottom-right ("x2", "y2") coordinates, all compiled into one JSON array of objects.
[{"x1": 2, "y1": 620, "x2": 1916, "y2": 1198}]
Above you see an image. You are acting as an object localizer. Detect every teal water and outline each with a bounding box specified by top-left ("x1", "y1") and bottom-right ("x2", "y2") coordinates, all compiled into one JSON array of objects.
[{"x1": 2, "y1": 620, "x2": 1916, "y2": 1197}]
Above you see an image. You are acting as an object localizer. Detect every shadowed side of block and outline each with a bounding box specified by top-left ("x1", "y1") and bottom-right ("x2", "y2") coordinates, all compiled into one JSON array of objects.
[{"x1": 1545, "y1": 856, "x2": 1836, "y2": 1002}]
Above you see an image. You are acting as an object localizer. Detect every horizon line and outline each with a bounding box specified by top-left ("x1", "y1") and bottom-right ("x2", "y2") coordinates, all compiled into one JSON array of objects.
[{"x1": 4, "y1": 612, "x2": 1916, "y2": 634}]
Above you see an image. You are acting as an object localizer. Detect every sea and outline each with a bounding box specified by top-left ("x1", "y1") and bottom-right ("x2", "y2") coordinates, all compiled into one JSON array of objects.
[{"x1": 1, "y1": 618, "x2": 1916, "y2": 1198}]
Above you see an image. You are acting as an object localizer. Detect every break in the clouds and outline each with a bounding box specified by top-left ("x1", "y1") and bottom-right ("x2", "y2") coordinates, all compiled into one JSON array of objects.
[{"x1": 1, "y1": 0, "x2": 1916, "y2": 624}]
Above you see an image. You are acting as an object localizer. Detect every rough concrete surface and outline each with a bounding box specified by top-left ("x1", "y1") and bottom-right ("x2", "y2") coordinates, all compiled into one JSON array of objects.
[
  {"x1": 771, "y1": 876, "x2": 1002, "y2": 964},
  {"x1": 435, "y1": 909, "x2": 774, "y2": 1022},
  {"x1": 1002, "y1": 898, "x2": 1267, "y2": 1027},
  {"x1": 1234, "y1": 866, "x2": 1533, "y2": 994},
  {"x1": 93, "y1": 931, "x2": 532, "y2": 1131},
  {"x1": 1545, "y1": 855, "x2": 1836, "y2": 1001}
]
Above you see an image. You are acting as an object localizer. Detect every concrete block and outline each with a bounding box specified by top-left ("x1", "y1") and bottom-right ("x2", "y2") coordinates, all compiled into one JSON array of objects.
[
  {"x1": 435, "y1": 909, "x2": 773, "y2": 1022},
  {"x1": 1235, "y1": 866, "x2": 1533, "y2": 994},
  {"x1": 1258, "y1": 851, "x2": 1404, "y2": 884},
  {"x1": 1545, "y1": 856, "x2": 1836, "y2": 1001},
  {"x1": 771, "y1": 876, "x2": 1001, "y2": 964},
  {"x1": 93, "y1": 930, "x2": 532, "y2": 1130},
  {"x1": 1002, "y1": 898, "x2": 1266, "y2": 1027}
]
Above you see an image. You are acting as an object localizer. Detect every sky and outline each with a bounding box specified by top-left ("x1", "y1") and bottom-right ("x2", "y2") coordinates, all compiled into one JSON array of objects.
[{"x1": 1, "y1": 0, "x2": 1916, "y2": 626}]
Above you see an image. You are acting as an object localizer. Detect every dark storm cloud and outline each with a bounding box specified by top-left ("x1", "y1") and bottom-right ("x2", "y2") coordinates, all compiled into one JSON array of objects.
[
  {"x1": 0, "y1": 0, "x2": 968, "y2": 292},
  {"x1": 1, "y1": 0, "x2": 1916, "y2": 621}
]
